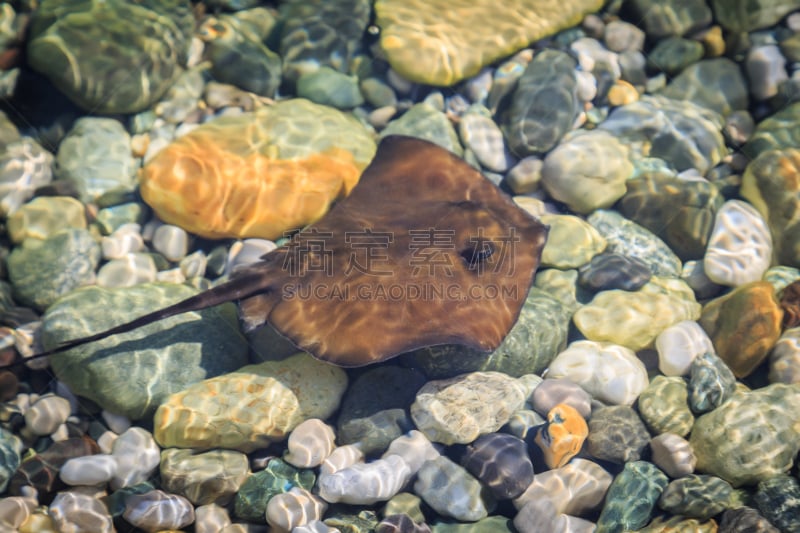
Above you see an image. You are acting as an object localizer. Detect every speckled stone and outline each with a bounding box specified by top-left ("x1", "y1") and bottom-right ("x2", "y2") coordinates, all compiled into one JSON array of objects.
[
  {"x1": 744, "y1": 102, "x2": 800, "y2": 160},
  {"x1": 405, "y1": 287, "x2": 571, "y2": 378},
  {"x1": 160, "y1": 448, "x2": 250, "y2": 505},
  {"x1": 414, "y1": 456, "x2": 493, "y2": 522},
  {"x1": 411, "y1": 372, "x2": 526, "y2": 445},
  {"x1": 699, "y1": 281, "x2": 784, "y2": 377},
  {"x1": 154, "y1": 353, "x2": 348, "y2": 451},
  {"x1": 323, "y1": 509, "x2": 379, "y2": 532},
  {"x1": 318, "y1": 454, "x2": 411, "y2": 505},
  {"x1": 687, "y1": 351, "x2": 737, "y2": 414},
  {"x1": 540, "y1": 130, "x2": 633, "y2": 213},
  {"x1": 574, "y1": 277, "x2": 701, "y2": 352},
  {"x1": 719, "y1": 506, "x2": 780, "y2": 533},
  {"x1": 6, "y1": 196, "x2": 86, "y2": 244},
  {"x1": 54, "y1": 117, "x2": 137, "y2": 202},
  {"x1": 534, "y1": 403, "x2": 588, "y2": 469},
  {"x1": 577, "y1": 252, "x2": 651, "y2": 293},
  {"x1": 12, "y1": 229, "x2": 98, "y2": 312},
  {"x1": 624, "y1": 0, "x2": 711, "y2": 37},
  {"x1": 711, "y1": 0, "x2": 800, "y2": 32},
  {"x1": 658, "y1": 474, "x2": 733, "y2": 519},
  {"x1": 754, "y1": 474, "x2": 800, "y2": 532},
  {"x1": 233, "y1": 458, "x2": 315, "y2": 523},
  {"x1": 596, "y1": 461, "x2": 668, "y2": 532},
  {"x1": 430, "y1": 516, "x2": 515, "y2": 532},
  {"x1": 655, "y1": 320, "x2": 716, "y2": 377},
  {"x1": 539, "y1": 214, "x2": 607, "y2": 269},
  {"x1": 41, "y1": 283, "x2": 248, "y2": 419},
  {"x1": 27, "y1": 0, "x2": 193, "y2": 114},
  {"x1": 123, "y1": 489, "x2": 195, "y2": 532},
  {"x1": 646, "y1": 37, "x2": 704, "y2": 75},
  {"x1": 587, "y1": 405, "x2": 651, "y2": 464},
  {"x1": 637, "y1": 376, "x2": 694, "y2": 437},
  {"x1": 659, "y1": 58, "x2": 749, "y2": 117},
  {"x1": 617, "y1": 175, "x2": 724, "y2": 261},
  {"x1": 501, "y1": 49, "x2": 581, "y2": 156},
  {"x1": 374, "y1": 0, "x2": 603, "y2": 86},
  {"x1": 650, "y1": 433, "x2": 697, "y2": 479},
  {"x1": 588, "y1": 209, "x2": 682, "y2": 278},
  {"x1": 141, "y1": 99, "x2": 376, "y2": 240},
  {"x1": 638, "y1": 516, "x2": 718, "y2": 532},
  {"x1": 704, "y1": 200, "x2": 773, "y2": 286},
  {"x1": 769, "y1": 327, "x2": 800, "y2": 384},
  {"x1": 0, "y1": 427, "x2": 22, "y2": 493},
  {"x1": 279, "y1": 0, "x2": 369, "y2": 86},
  {"x1": 459, "y1": 433, "x2": 532, "y2": 500},
  {"x1": 598, "y1": 95, "x2": 725, "y2": 175},
  {"x1": 689, "y1": 384, "x2": 800, "y2": 487},
  {"x1": 380, "y1": 102, "x2": 463, "y2": 156},
  {"x1": 741, "y1": 148, "x2": 800, "y2": 268},
  {"x1": 546, "y1": 340, "x2": 648, "y2": 406},
  {"x1": 338, "y1": 409, "x2": 412, "y2": 457},
  {"x1": 0, "y1": 138, "x2": 53, "y2": 217}
]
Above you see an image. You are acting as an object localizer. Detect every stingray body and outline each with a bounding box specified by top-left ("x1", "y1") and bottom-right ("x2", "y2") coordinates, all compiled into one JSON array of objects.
[{"x1": 8, "y1": 135, "x2": 548, "y2": 368}]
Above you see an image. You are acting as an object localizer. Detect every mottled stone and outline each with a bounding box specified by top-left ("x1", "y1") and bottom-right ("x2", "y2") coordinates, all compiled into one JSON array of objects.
[
  {"x1": 374, "y1": 0, "x2": 603, "y2": 86},
  {"x1": 618, "y1": 175, "x2": 724, "y2": 261},
  {"x1": 711, "y1": 0, "x2": 800, "y2": 32},
  {"x1": 719, "y1": 506, "x2": 780, "y2": 533},
  {"x1": 769, "y1": 327, "x2": 800, "y2": 384},
  {"x1": 596, "y1": 461, "x2": 668, "y2": 532},
  {"x1": 639, "y1": 516, "x2": 718, "y2": 532},
  {"x1": 699, "y1": 281, "x2": 784, "y2": 377},
  {"x1": 48, "y1": 491, "x2": 115, "y2": 533},
  {"x1": 650, "y1": 433, "x2": 697, "y2": 479},
  {"x1": 638, "y1": 376, "x2": 694, "y2": 437},
  {"x1": 624, "y1": 0, "x2": 711, "y2": 37},
  {"x1": 160, "y1": 448, "x2": 249, "y2": 505},
  {"x1": 688, "y1": 351, "x2": 737, "y2": 414},
  {"x1": 414, "y1": 456, "x2": 492, "y2": 522},
  {"x1": 338, "y1": 409, "x2": 412, "y2": 456},
  {"x1": 587, "y1": 405, "x2": 650, "y2": 464},
  {"x1": 659, "y1": 58, "x2": 749, "y2": 117},
  {"x1": 704, "y1": 200, "x2": 772, "y2": 286},
  {"x1": 380, "y1": 103, "x2": 462, "y2": 156},
  {"x1": 741, "y1": 148, "x2": 800, "y2": 268},
  {"x1": 513, "y1": 499, "x2": 596, "y2": 533},
  {"x1": 123, "y1": 490, "x2": 195, "y2": 532},
  {"x1": 0, "y1": 427, "x2": 22, "y2": 493},
  {"x1": 233, "y1": 458, "x2": 315, "y2": 523},
  {"x1": 460, "y1": 433, "x2": 532, "y2": 500},
  {"x1": 298, "y1": 67, "x2": 364, "y2": 109},
  {"x1": 689, "y1": 384, "x2": 800, "y2": 487},
  {"x1": 588, "y1": 209, "x2": 682, "y2": 278},
  {"x1": 780, "y1": 280, "x2": 800, "y2": 329},
  {"x1": 285, "y1": 419, "x2": 336, "y2": 469},
  {"x1": 42, "y1": 283, "x2": 248, "y2": 419},
  {"x1": 405, "y1": 287, "x2": 571, "y2": 378},
  {"x1": 540, "y1": 130, "x2": 632, "y2": 213},
  {"x1": 754, "y1": 474, "x2": 800, "y2": 532},
  {"x1": 155, "y1": 353, "x2": 348, "y2": 451},
  {"x1": 574, "y1": 277, "x2": 701, "y2": 352},
  {"x1": 577, "y1": 252, "x2": 651, "y2": 293},
  {"x1": 747, "y1": 45, "x2": 788, "y2": 101},
  {"x1": 598, "y1": 95, "x2": 725, "y2": 175},
  {"x1": 318, "y1": 454, "x2": 411, "y2": 505},
  {"x1": 27, "y1": 0, "x2": 193, "y2": 113},
  {"x1": 658, "y1": 474, "x2": 733, "y2": 519},
  {"x1": 744, "y1": 102, "x2": 800, "y2": 160},
  {"x1": 141, "y1": 99, "x2": 376, "y2": 240},
  {"x1": 458, "y1": 107, "x2": 513, "y2": 172},
  {"x1": 534, "y1": 403, "x2": 588, "y2": 469},
  {"x1": 8, "y1": 229, "x2": 100, "y2": 311},
  {"x1": 7, "y1": 196, "x2": 86, "y2": 244},
  {"x1": 411, "y1": 372, "x2": 526, "y2": 445},
  {"x1": 8, "y1": 436, "x2": 98, "y2": 496},
  {"x1": 546, "y1": 340, "x2": 648, "y2": 406},
  {"x1": 0, "y1": 138, "x2": 53, "y2": 217},
  {"x1": 647, "y1": 37, "x2": 704, "y2": 75},
  {"x1": 655, "y1": 320, "x2": 716, "y2": 377},
  {"x1": 539, "y1": 214, "x2": 607, "y2": 269},
  {"x1": 279, "y1": 0, "x2": 369, "y2": 85},
  {"x1": 501, "y1": 49, "x2": 580, "y2": 156}
]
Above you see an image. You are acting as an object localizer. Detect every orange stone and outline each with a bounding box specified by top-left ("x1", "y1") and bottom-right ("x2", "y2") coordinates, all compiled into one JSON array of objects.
[{"x1": 535, "y1": 403, "x2": 588, "y2": 469}]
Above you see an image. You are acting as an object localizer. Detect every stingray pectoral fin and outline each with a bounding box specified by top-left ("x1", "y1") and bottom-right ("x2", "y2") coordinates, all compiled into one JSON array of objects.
[{"x1": 239, "y1": 291, "x2": 282, "y2": 333}]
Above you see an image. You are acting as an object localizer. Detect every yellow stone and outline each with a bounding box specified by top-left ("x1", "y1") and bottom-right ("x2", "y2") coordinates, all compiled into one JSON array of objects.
[
  {"x1": 140, "y1": 99, "x2": 376, "y2": 240},
  {"x1": 375, "y1": 0, "x2": 605, "y2": 86},
  {"x1": 606, "y1": 80, "x2": 639, "y2": 107},
  {"x1": 535, "y1": 403, "x2": 588, "y2": 469}
]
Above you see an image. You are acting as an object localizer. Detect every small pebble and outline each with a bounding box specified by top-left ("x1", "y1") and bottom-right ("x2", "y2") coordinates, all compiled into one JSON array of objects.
[
  {"x1": 655, "y1": 320, "x2": 715, "y2": 377},
  {"x1": 317, "y1": 454, "x2": 411, "y2": 505},
  {"x1": 534, "y1": 403, "x2": 588, "y2": 469},
  {"x1": 651, "y1": 433, "x2": 697, "y2": 478},
  {"x1": 100, "y1": 223, "x2": 144, "y2": 259},
  {"x1": 96, "y1": 253, "x2": 158, "y2": 288},
  {"x1": 285, "y1": 419, "x2": 337, "y2": 469},
  {"x1": 152, "y1": 223, "x2": 190, "y2": 262},
  {"x1": 531, "y1": 378, "x2": 592, "y2": 419},
  {"x1": 266, "y1": 487, "x2": 327, "y2": 532},
  {"x1": 24, "y1": 394, "x2": 71, "y2": 436},
  {"x1": 59, "y1": 454, "x2": 118, "y2": 486},
  {"x1": 110, "y1": 427, "x2": 161, "y2": 490},
  {"x1": 49, "y1": 491, "x2": 115, "y2": 533},
  {"x1": 123, "y1": 490, "x2": 195, "y2": 532}
]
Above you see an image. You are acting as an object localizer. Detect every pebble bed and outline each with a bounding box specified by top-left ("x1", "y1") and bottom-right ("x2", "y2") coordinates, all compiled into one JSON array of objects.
[{"x1": 1, "y1": 0, "x2": 800, "y2": 532}]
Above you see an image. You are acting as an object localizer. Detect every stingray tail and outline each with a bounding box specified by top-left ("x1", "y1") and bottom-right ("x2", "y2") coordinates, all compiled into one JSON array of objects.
[{"x1": 0, "y1": 272, "x2": 272, "y2": 370}]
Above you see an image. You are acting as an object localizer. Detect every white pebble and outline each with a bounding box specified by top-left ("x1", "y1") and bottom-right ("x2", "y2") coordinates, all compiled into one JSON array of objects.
[
  {"x1": 156, "y1": 268, "x2": 187, "y2": 284},
  {"x1": 650, "y1": 433, "x2": 696, "y2": 478},
  {"x1": 179, "y1": 250, "x2": 207, "y2": 279},
  {"x1": 655, "y1": 320, "x2": 715, "y2": 377},
  {"x1": 317, "y1": 454, "x2": 411, "y2": 505},
  {"x1": 96, "y1": 253, "x2": 158, "y2": 288},
  {"x1": 0, "y1": 496, "x2": 34, "y2": 530},
  {"x1": 24, "y1": 394, "x2": 71, "y2": 436},
  {"x1": 545, "y1": 340, "x2": 648, "y2": 406},
  {"x1": 266, "y1": 487, "x2": 327, "y2": 531},
  {"x1": 284, "y1": 419, "x2": 336, "y2": 468},
  {"x1": 195, "y1": 503, "x2": 232, "y2": 533},
  {"x1": 96, "y1": 430, "x2": 118, "y2": 455},
  {"x1": 123, "y1": 490, "x2": 195, "y2": 532},
  {"x1": 51, "y1": 423, "x2": 70, "y2": 442},
  {"x1": 746, "y1": 44, "x2": 788, "y2": 101},
  {"x1": 60, "y1": 455, "x2": 118, "y2": 486},
  {"x1": 294, "y1": 519, "x2": 342, "y2": 533},
  {"x1": 152, "y1": 224, "x2": 190, "y2": 262},
  {"x1": 49, "y1": 491, "x2": 115, "y2": 533},
  {"x1": 704, "y1": 200, "x2": 772, "y2": 287},
  {"x1": 458, "y1": 111, "x2": 514, "y2": 172},
  {"x1": 110, "y1": 427, "x2": 161, "y2": 489},
  {"x1": 226, "y1": 239, "x2": 277, "y2": 275},
  {"x1": 382, "y1": 430, "x2": 440, "y2": 474},
  {"x1": 101, "y1": 223, "x2": 144, "y2": 259},
  {"x1": 100, "y1": 410, "x2": 131, "y2": 435},
  {"x1": 320, "y1": 444, "x2": 364, "y2": 476}
]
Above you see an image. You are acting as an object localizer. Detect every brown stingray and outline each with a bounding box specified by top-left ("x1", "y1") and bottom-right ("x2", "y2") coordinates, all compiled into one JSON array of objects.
[{"x1": 5, "y1": 135, "x2": 548, "y2": 368}]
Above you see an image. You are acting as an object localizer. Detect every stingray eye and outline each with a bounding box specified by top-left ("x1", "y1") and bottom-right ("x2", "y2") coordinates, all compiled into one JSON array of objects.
[{"x1": 461, "y1": 241, "x2": 495, "y2": 269}]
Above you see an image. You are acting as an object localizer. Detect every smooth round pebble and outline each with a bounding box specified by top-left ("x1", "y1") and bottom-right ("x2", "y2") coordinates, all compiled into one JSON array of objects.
[
  {"x1": 651, "y1": 433, "x2": 697, "y2": 478},
  {"x1": 195, "y1": 504, "x2": 232, "y2": 533},
  {"x1": 531, "y1": 378, "x2": 592, "y2": 419},
  {"x1": 24, "y1": 394, "x2": 71, "y2": 436},
  {"x1": 320, "y1": 444, "x2": 364, "y2": 476},
  {"x1": 382, "y1": 430, "x2": 440, "y2": 475},
  {"x1": 266, "y1": 487, "x2": 327, "y2": 531},
  {"x1": 49, "y1": 491, "x2": 115, "y2": 533},
  {"x1": 514, "y1": 458, "x2": 612, "y2": 516},
  {"x1": 460, "y1": 433, "x2": 533, "y2": 500},
  {"x1": 96, "y1": 253, "x2": 158, "y2": 288},
  {"x1": 100, "y1": 223, "x2": 144, "y2": 260},
  {"x1": 414, "y1": 456, "x2": 491, "y2": 522},
  {"x1": 152, "y1": 223, "x2": 190, "y2": 262},
  {"x1": 59, "y1": 454, "x2": 118, "y2": 486},
  {"x1": 123, "y1": 490, "x2": 195, "y2": 532},
  {"x1": 768, "y1": 327, "x2": 800, "y2": 384},
  {"x1": 655, "y1": 320, "x2": 715, "y2": 377},
  {"x1": 285, "y1": 419, "x2": 337, "y2": 469},
  {"x1": 317, "y1": 454, "x2": 411, "y2": 505},
  {"x1": 110, "y1": 427, "x2": 161, "y2": 490}
]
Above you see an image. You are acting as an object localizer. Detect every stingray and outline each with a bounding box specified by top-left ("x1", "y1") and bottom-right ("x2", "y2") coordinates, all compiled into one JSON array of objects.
[{"x1": 3, "y1": 135, "x2": 548, "y2": 369}]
